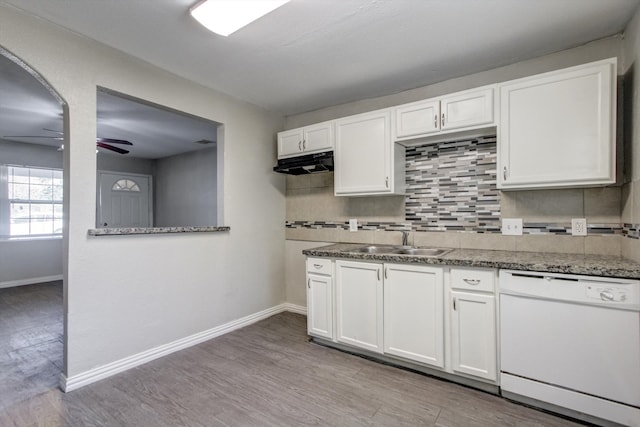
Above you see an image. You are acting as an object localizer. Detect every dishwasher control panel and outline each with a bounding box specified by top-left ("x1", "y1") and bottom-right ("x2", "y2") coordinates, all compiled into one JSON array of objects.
[
  {"x1": 499, "y1": 270, "x2": 640, "y2": 310},
  {"x1": 585, "y1": 284, "x2": 630, "y2": 303}
]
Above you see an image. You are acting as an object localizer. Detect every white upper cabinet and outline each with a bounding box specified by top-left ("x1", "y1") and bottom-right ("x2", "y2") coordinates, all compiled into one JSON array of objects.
[
  {"x1": 395, "y1": 99, "x2": 440, "y2": 138},
  {"x1": 498, "y1": 58, "x2": 616, "y2": 190},
  {"x1": 334, "y1": 109, "x2": 405, "y2": 196},
  {"x1": 394, "y1": 86, "x2": 495, "y2": 141},
  {"x1": 277, "y1": 121, "x2": 333, "y2": 159},
  {"x1": 441, "y1": 87, "x2": 495, "y2": 131}
]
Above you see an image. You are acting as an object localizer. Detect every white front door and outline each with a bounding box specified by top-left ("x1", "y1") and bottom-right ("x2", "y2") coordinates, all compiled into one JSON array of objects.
[{"x1": 98, "y1": 172, "x2": 151, "y2": 228}]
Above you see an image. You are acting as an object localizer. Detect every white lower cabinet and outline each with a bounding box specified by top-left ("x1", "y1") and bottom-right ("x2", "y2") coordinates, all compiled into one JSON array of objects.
[
  {"x1": 384, "y1": 263, "x2": 444, "y2": 367},
  {"x1": 306, "y1": 258, "x2": 334, "y2": 340},
  {"x1": 335, "y1": 260, "x2": 384, "y2": 353},
  {"x1": 449, "y1": 268, "x2": 498, "y2": 381},
  {"x1": 307, "y1": 258, "x2": 498, "y2": 385}
]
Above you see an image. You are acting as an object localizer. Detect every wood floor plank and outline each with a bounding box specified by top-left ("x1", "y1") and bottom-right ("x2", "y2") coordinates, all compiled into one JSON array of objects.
[{"x1": 0, "y1": 283, "x2": 585, "y2": 426}]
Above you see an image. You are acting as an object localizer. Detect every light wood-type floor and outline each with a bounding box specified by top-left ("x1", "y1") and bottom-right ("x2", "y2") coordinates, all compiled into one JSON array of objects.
[
  {"x1": 0, "y1": 281, "x2": 63, "y2": 411},
  {"x1": 0, "y1": 283, "x2": 583, "y2": 426}
]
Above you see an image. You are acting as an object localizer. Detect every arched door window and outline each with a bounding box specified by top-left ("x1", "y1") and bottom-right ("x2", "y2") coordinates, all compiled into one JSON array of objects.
[{"x1": 112, "y1": 179, "x2": 140, "y2": 192}]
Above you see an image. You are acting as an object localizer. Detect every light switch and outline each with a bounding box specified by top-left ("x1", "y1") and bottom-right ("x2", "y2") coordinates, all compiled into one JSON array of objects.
[{"x1": 349, "y1": 218, "x2": 358, "y2": 232}]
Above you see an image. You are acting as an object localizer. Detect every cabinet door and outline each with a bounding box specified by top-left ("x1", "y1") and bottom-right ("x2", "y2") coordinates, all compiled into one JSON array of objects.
[
  {"x1": 307, "y1": 272, "x2": 333, "y2": 340},
  {"x1": 450, "y1": 291, "x2": 497, "y2": 380},
  {"x1": 277, "y1": 128, "x2": 304, "y2": 158},
  {"x1": 303, "y1": 121, "x2": 333, "y2": 154},
  {"x1": 335, "y1": 260, "x2": 383, "y2": 353},
  {"x1": 498, "y1": 59, "x2": 616, "y2": 189},
  {"x1": 384, "y1": 264, "x2": 444, "y2": 368},
  {"x1": 395, "y1": 99, "x2": 440, "y2": 139},
  {"x1": 441, "y1": 87, "x2": 494, "y2": 131},
  {"x1": 334, "y1": 110, "x2": 393, "y2": 196}
]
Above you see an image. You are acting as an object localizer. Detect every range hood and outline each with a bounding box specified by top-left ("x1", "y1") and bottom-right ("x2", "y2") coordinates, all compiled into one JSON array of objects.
[{"x1": 273, "y1": 151, "x2": 333, "y2": 175}]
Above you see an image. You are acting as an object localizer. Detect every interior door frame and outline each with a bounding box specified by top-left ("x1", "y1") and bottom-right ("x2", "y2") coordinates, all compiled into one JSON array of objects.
[{"x1": 97, "y1": 170, "x2": 153, "y2": 228}]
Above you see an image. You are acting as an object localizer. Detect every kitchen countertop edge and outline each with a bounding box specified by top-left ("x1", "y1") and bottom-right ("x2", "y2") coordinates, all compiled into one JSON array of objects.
[
  {"x1": 303, "y1": 243, "x2": 640, "y2": 279},
  {"x1": 88, "y1": 226, "x2": 230, "y2": 236}
]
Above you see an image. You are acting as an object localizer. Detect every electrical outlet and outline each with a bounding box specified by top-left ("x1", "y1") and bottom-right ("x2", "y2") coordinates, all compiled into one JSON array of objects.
[
  {"x1": 571, "y1": 218, "x2": 587, "y2": 236},
  {"x1": 349, "y1": 218, "x2": 358, "y2": 232},
  {"x1": 501, "y1": 218, "x2": 523, "y2": 236}
]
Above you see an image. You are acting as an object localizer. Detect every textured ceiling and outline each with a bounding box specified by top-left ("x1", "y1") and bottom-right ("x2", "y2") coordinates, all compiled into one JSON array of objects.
[
  {"x1": 1, "y1": 0, "x2": 639, "y2": 159},
  {"x1": 1, "y1": 0, "x2": 639, "y2": 115},
  {"x1": 0, "y1": 53, "x2": 219, "y2": 159}
]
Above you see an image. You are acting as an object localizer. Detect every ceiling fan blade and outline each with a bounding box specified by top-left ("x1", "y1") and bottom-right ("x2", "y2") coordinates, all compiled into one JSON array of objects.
[
  {"x1": 97, "y1": 137, "x2": 133, "y2": 145},
  {"x1": 42, "y1": 128, "x2": 64, "y2": 135},
  {"x1": 3, "y1": 135, "x2": 63, "y2": 140},
  {"x1": 97, "y1": 142, "x2": 129, "y2": 154}
]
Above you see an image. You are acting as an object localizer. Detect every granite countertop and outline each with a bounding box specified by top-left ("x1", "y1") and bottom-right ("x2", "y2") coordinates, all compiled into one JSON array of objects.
[
  {"x1": 303, "y1": 243, "x2": 640, "y2": 279},
  {"x1": 88, "y1": 226, "x2": 230, "y2": 236}
]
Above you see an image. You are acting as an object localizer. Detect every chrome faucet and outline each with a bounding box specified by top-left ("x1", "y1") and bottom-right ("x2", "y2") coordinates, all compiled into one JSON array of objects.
[{"x1": 402, "y1": 231, "x2": 409, "y2": 246}]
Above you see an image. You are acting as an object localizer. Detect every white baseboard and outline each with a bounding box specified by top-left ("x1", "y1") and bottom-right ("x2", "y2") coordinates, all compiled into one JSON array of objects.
[
  {"x1": 60, "y1": 302, "x2": 307, "y2": 392},
  {"x1": 281, "y1": 302, "x2": 307, "y2": 315},
  {"x1": 0, "y1": 275, "x2": 63, "y2": 289}
]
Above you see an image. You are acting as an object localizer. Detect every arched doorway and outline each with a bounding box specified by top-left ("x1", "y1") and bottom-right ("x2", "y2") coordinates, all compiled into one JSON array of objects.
[{"x1": 0, "y1": 46, "x2": 68, "y2": 403}]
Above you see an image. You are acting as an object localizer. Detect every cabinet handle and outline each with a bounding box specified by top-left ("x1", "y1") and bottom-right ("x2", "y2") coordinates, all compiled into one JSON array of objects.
[
  {"x1": 384, "y1": 267, "x2": 388, "y2": 280},
  {"x1": 377, "y1": 269, "x2": 381, "y2": 281},
  {"x1": 302, "y1": 139, "x2": 306, "y2": 150},
  {"x1": 313, "y1": 263, "x2": 323, "y2": 269},
  {"x1": 434, "y1": 115, "x2": 438, "y2": 128},
  {"x1": 385, "y1": 176, "x2": 389, "y2": 188},
  {"x1": 463, "y1": 278, "x2": 481, "y2": 286},
  {"x1": 307, "y1": 278, "x2": 310, "y2": 289},
  {"x1": 453, "y1": 297, "x2": 456, "y2": 311},
  {"x1": 503, "y1": 166, "x2": 507, "y2": 181},
  {"x1": 441, "y1": 113, "x2": 445, "y2": 127},
  {"x1": 298, "y1": 141, "x2": 302, "y2": 151}
]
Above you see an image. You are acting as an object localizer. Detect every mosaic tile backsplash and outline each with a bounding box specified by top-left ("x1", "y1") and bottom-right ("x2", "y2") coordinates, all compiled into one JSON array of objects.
[
  {"x1": 405, "y1": 135, "x2": 499, "y2": 232},
  {"x1": 285, "y1": 134, "x2": 630, "y2": 239}
]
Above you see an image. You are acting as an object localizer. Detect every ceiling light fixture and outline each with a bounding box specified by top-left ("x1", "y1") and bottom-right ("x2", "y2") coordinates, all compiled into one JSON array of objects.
[{"x1": 190, "y1": 0, "x2": 290, "y2": 36}]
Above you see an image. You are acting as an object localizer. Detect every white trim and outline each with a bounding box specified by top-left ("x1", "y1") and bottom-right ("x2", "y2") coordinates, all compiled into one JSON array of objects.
[
  {"x1": 281, "y1": 302, "x2": 307, "y2": 315},
  {"x1": 60, "y1": 302, "x2": 307, "y2": 392},
  {"x1": 0, "y1": 274, "x2": 63, "y2": 289}
]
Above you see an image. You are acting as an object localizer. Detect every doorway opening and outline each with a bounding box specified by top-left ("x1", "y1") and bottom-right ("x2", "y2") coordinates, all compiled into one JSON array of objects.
[{"x1": 0, "y1": 46, "x2": 67, "y2": 403}]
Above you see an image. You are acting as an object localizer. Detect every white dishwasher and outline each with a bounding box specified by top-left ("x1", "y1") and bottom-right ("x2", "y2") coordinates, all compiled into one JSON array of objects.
[{"x1": 499, "y1": 270, "x2": 640, "y2": 426}]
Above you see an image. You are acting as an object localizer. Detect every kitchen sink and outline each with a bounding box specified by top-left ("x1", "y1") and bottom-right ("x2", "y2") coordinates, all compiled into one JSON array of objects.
[
  {"x1": 344, "y1": 245, "x2": 452, "y2": 257},
  {"x1": 348, "y1": 245, "x2": 398, "y2": 254},
  {"x1": 391, "y1": 247, "x2": 452, "y2": 256}
]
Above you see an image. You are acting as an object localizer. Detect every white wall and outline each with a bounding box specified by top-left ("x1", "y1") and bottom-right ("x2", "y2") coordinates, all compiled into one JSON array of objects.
[
  {"x1": 0, "y1": 238, "x2": 62, "y2": 287},
  {"x1": 0, "y1": 142, "x2": 156, "y2": 286},
  {"x1": 622, "y1": 6, "x2": 640, "y2": 262},
  {"x1": 97, "y1": 154, "x2": 155, "y2": 176},
  {"x1": 286, "y1": 36, "x2": 622, "y2": 128},
  {"x1": 0, "y1": 4, "x2": 285, "y2": 380},
  {"x1": 285, "y1": 240, "x2": 330, "y2": 307},
  {"x1": 0, "y1": 139, "x2": 62, "y2": 167},
  {"x1": 155, "y1": 147, "x2": 217, "y2": 227}
]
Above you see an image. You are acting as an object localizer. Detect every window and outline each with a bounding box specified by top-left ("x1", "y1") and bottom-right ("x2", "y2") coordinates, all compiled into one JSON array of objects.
[
  {"x1": 112, "y1": 179, "x2": 140, "y2": 192},
  {"x1": 1, "y1": 166, "x2": 63, "y2": 237}
]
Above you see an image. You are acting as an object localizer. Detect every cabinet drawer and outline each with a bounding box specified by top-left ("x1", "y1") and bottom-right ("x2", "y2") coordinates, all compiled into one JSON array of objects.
[
  {"x1": 451, "y1": 268, "x2": 495, "y2": 292},
  {"x1": 307, "y1": 258, "x2": 332, "y2": 275}
]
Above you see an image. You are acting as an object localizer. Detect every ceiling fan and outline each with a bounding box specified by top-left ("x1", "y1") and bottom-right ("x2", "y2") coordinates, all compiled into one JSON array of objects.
[{"x1": 3, "y1": 128, "x2": 133, "y2": 154}]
